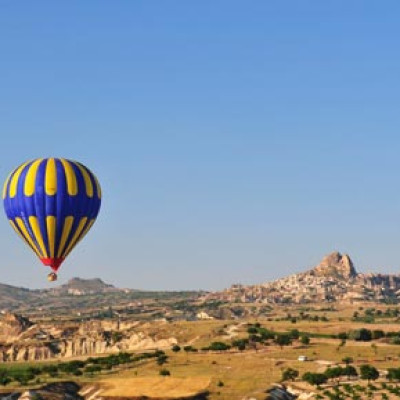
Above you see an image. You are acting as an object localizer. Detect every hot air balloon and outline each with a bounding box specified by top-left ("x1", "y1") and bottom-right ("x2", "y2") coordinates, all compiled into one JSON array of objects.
[{"x1": 2, "y1": 158, "x2": 101, "y2": 281}]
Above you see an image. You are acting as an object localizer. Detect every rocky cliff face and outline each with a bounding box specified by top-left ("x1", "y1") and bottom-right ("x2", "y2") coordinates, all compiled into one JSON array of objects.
[
  {"x1": 54, "y1": 278, "x2": 118, "y2": 295},
  {"x1": 0, "y1": 313, "x2": 33, "y2": 343},
  {"x1": 205, "y1": 251, "x2": 400, "y2": 304},
  {"x1": 312, "y1": 251, "x2": 357, "y2": 279},
  {"x1": 0, "y1": 314, "x2": 177, "y2": 362}
]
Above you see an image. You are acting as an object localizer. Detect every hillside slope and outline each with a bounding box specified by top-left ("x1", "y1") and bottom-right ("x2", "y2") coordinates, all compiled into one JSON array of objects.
[{"x1": 206, "y1": 251, "x2": 400, "y2": 304}]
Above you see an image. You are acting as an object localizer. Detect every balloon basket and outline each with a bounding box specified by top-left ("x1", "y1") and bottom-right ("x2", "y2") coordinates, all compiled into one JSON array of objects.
[{"x1": 47, "y1": 272, "x2": 58, "y2": 282}]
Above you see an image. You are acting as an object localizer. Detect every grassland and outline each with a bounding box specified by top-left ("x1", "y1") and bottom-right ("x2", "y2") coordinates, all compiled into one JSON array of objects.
[{"x1": 4, "y1": 302, "x2": 400, "y2": 399}]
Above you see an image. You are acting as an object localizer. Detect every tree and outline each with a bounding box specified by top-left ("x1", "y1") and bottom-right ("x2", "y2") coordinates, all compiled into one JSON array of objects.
[
  {"x1": 237, "y1": 342, "x2": 246, "y2": 351},
  {"x1": 84, "y1": 365, "x2": 102, "y2": 375},
  {"x1": 325, "y1": 367, "x2": 344, "y2": 384},
  {"x1": 349, "y1": 329, "x2": 372, "y2": 342},
  {"x1": 372, "y1": 330, "x2": 385, "y2": 340},
  {"x1": 232, "y1": 339, "x2": 248, "y2": 351},
  {"x1": 289, "y1": 329, "x2": 300, "y2": 340},
  {"x1": 387, "y1": 368, "x2": 400, "y2": 382},
  {"x1": 302, "y1": 372, "x2": 328, "y2": 386},
  {"x1": 274, "y1": 334, "x2": 292, "y2": 349},
  {"x1": 342, "y1": 357, "x2": 353, "y2": 365},
  {"x1": 171, "y1": 345, "x2": 181, "y2": 353},
  {"x1": 300, "y1": 335, "x2": 310, "y2": 346},
  {"x1": 183, "y1": 345, "x2": 196, "y2": 361},
  {"x1": 342, "y1": 365, "x2": 358, "y2": 380},
  {"x1": 247, "y1": 326, "x2": 258, "y2": 334},
  {"x1": 157, "y1": 355, "x2": 168, "y2": 366},
  {"x1": 159, "y1": 369, "x2": 170, "y2": 376},
  {"x1": 282, "y1": 368, "x2": 299, "y2": 382},
  {"x1": 360, "y1": 364, "x2": 379, "y2": 382},
  {"x1": 0, "y1": 369, "x2": 11, "y2": 386},
  {"x1": 13, "y1": 371, "x2": 34, "y2": 386},
  {"x1": 371, "y1": 343, "x2": 378, "y2": 355},
  {"x1": 258, "y1": 328, "x2": 275, "y2": 340},
  {"x1": 42, "y1": 365, "x2": 58, "y2": 375}
]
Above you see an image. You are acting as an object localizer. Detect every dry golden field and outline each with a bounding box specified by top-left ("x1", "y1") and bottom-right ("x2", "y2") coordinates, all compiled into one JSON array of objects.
[
  {"x1": 88, "y1": 303, "x2": 400, "y2": 399},
  {"x1": 5, "y1": 302, "x2": 400, "y2": 399}
]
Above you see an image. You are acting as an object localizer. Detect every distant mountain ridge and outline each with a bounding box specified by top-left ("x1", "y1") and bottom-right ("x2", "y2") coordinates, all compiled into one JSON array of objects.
[
  {"x1": 206, "y1": 251, "x2": 400, "y2": 304},
  {"x1": 52, "y1": 277, "x2": 118, "y2": 295},
  {"x1": 0, "y1": 277, "x2": 132, "y2": 311},
  {"x1": 2, "y1": 252, "x2": 400, "y2": 310},
  {"x1": 0, "y1": 277, "x2": 198, "y2": 313}
]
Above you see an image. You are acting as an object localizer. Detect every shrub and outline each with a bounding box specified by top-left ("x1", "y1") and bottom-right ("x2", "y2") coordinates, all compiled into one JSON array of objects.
[{"x1": 159, "y1": 369, "x2": 170, "y2": 376}]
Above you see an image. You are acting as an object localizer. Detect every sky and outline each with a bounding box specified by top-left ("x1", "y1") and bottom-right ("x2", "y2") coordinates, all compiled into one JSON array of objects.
[{"x1": 1, "y1": 1, "x2": 400, "y2": 290}]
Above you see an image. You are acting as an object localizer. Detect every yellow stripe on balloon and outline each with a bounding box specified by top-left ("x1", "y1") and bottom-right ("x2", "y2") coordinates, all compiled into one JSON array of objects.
[
  {"x1": 29, "y1": 216, "x2": 48, "y2": 258},
  {"x1": 9, "y1": 219, "x2": 41, "y2": 258},
  {"x1": 64, "y1": 218, "x2": 95, "y2": 258},
  {"x1": 46, "y1": 216, "x2": 56, "y2": 258},
  {"x1": 15, "y1": 217, "x2": 42, "y2": 257},
  {"x1": 73, "y1": 162, "x2": 93, "y2": 197},
  {"x1": 24, "y1": 159, "x2": 43, "y2": 196},
  {"x1": 57, "y1": 216, "x2": 74, "y2": 258},
  {"x1": 2, "y1": 169, "x2": 14, "y2": 199},
  {"x1": 94, "y1": 175, "x2": 101, "y2": 199},
  {"x1": 45, "y1": 158, "x2": 57, "y2": 196},
  {"x1": 60, "y1": 159, "x2": 78, "y2": 196},
  {"x1": 9, "y1": 161, "x2": 31, "y2": 198},
  {"x1": 62, "y1": 217, "x2": 88, "y2": 258}
]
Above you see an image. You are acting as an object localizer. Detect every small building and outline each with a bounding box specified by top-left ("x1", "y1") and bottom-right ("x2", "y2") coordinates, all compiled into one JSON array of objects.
[{"x1": 298, "y1": 355, "x2": 308, "y2": 362}]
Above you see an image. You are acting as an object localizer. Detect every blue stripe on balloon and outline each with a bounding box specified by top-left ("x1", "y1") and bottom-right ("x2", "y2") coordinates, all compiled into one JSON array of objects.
[
  {"x1": 55, "y1": 159, "x2": 67, "y2": 258},
  {"x1": 60, "y1": 162, "x2": 84, "y2": 256},
  {"x1": 15, "y1": 161, "x2": 44, "y2": 257}
]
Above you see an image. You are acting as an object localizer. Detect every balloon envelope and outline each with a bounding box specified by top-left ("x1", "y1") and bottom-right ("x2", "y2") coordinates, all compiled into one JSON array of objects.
[{"x1": 3, "y1": 158, "x2": 101, "y2": 272}]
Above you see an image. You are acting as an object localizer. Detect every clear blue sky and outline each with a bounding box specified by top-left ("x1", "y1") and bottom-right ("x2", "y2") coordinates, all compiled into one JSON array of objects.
[{"x1": 1, "y1": 1, "x2": 400, "y2": 290}]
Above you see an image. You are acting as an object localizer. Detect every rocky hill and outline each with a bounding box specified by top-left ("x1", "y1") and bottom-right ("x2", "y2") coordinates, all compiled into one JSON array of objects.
[
  {"x1": 205, "y1": 251, "x2": 400, "y2": 304},
  {"x1": 51, "y1": 277, "x2": 119, "y2": 295},
  {"x1": 0, "y1": 278, "x2": 199, "y2": 317},
  {"x1": 0, "y1": 278, "x2": 125, "y2": 311}
]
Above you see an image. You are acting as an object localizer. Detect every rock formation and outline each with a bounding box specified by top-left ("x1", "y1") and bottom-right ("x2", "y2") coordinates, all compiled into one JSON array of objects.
[
  {"x1": 0, "y1": 313, "x2": 33, "y2": 343},
  {"x1": 205, "y1": 251, "x2": 400, "y2": 305},
  {"x1": 312, "y1": 251, "x2": 357, "y2": 279},
  {"x1": 0, "y1": 315, "x2": 177, "y2": 362}
]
